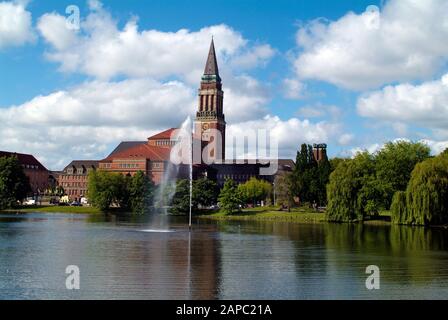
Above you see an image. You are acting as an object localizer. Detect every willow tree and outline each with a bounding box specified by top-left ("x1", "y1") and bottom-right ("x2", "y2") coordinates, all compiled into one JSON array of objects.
[
  {"x1": 327, "y1": 152, "x2": 377, "y2": 222},
  {"x1": 391, "y1": 155, "x2": 448, "y2": 225}
]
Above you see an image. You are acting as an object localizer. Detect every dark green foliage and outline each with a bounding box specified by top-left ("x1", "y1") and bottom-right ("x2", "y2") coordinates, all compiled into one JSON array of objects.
[
  {"x1": 218, "y1": 178, "x2": 243, "y2": 214},
  {"x1": 87, "y1": 170, "x2": 154, "y2": 213},
  {"x1": 391, "y1": 155, "x2": 448, "y2": 225},
  {"x1": 274, "y1": 171, "x2": 294, "y2": 210},
  {"x1": 171, "y1": 178, "x2": 219, "y2": 213},
  {"x1": 292, "y1": 143, "x2": 331, "y2": 205},
  {"x1": 129, "y1": 171, "x2": 155, "y2": 214},
  {"x1": 375, "y1": 141, "x2": 430, "y2": 209},
  {"x1": 0, "y1": 156, "x2": 31, "y2": 209},
  {"x1": 193, "y1": 178, "x2": 219, "y2": 208},
  {"x1": 171, "y1": 179, "x2": 192, "y2": 214},
  {"x1": 390, "y1": 191, "x2": 407, "y2": 224}
]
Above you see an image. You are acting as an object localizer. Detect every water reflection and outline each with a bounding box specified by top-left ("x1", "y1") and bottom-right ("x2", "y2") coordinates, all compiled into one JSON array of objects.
[{"x1": 0, "y1": 213, "x2": 448, "y2": 299}]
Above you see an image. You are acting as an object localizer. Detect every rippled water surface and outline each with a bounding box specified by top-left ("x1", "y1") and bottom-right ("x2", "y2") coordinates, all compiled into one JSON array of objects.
[{"x1": 1, "y1": 212, "x2": 448, "y2": 299}]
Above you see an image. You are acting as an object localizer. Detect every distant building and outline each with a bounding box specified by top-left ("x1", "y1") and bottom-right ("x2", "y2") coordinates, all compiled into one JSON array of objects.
[
  {"x1": 0, "y1": 151, "x2": 50, "y2": 194},
  {"x1": 59, "y1": 160, "x2": 99, "y2": 201},
  {"x1": 313, "y1": 144, "x2": 328, "y2": 163}
]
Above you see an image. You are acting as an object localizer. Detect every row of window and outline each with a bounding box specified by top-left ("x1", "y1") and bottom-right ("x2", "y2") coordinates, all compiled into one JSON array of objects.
[
  {"x1": 155, "y1": 140, "x2": 175, "y2": 146},
  {"x1": 118, "y1": 163, "x2": 139, "y2": 169},
  {"x1": 60, "y1": 175, "x2": 87, "y2": 180},
  {"x1": 67, "y1": 189, "x2": 86, "y2": 196},
  {"x1": 61, "y1": 182, "x2": 87, "y2": 188},
  {"x1": 217, "y1": 174, "x2": 256, "y2": 180},
  {"x1": 23, "y1": 164, "x2": 39, "y2": 170}
]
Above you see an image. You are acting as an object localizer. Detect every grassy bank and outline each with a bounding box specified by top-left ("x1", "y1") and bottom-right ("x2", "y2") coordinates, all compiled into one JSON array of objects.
[
  {"x1": 199, "y1": 206, "x2": 327, "y2": 224},
  {"x1": 0, "y1": 205, "x2": 102, "y2": 214},
  {"x1": 199, "y1": 206, "x2": 392, "y2": 224}
]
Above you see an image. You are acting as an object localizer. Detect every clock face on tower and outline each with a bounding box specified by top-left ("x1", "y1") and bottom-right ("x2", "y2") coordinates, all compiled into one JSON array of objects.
[{"x1": 201, "y1": 123, "x2": 210, "y2": 140}]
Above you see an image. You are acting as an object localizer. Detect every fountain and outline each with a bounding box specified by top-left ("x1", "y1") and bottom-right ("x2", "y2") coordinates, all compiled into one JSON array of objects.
[{"x1": 143, "y1": 116, "x2": 194, "y2": 232}]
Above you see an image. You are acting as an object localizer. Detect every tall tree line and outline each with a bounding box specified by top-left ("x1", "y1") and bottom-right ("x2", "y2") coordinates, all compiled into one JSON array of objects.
[{"x1": 292, "y1": 143, "x2": 331, "y2": 206}]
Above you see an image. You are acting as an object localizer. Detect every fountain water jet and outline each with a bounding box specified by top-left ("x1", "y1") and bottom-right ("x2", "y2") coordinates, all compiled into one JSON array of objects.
[{"x1": 151, "y1": 116, "x2": 194, "y2": 230}]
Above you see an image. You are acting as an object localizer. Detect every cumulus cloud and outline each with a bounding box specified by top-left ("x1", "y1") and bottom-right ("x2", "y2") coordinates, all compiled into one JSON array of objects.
[
  {"x1": 0, "y1": 1, "x2": 35, "y2": 49},
  {"x1": 357, "y1": 73, "x2": 448, "y2": 130},
  {"x1": 227, "y1": 115, "x2": 345, "y2": 159},
  {"x1": 37, "y1": 13, "x2": 78, "y2": 51},
  {"x1": 37, "y1": 4, "x2": 275, "y2": 84},
  {"x1": 292, "y1": 0, "x2": 448, "y2": 90},
  {"x1": 0, "y1": 79, "x2": 196, "y2": 169}
]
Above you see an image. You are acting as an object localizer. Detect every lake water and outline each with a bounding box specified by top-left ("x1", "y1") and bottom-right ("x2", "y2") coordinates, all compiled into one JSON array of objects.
[{"x1": 1, "y1": 212, "x2": 448, "y2": 300}]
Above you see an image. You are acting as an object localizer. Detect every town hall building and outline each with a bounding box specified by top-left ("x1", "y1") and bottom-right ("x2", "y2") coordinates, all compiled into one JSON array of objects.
[{"x1": 58, "y1": 39, "x2": 325, "y2": 198}]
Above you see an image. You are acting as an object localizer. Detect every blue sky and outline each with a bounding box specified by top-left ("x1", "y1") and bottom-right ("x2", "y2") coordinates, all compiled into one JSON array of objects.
[{"x1": 1, "y1": 0, "x2": 447, "y2": 169}]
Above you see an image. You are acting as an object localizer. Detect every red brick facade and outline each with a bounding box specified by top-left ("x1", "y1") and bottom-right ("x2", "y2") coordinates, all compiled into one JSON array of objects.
[
  {"x1": 59, "y1": 161, "x2": 98, "y2": 200},
  {"x1": 0, "y1": 151, "x2": 49, "y2": 194}
]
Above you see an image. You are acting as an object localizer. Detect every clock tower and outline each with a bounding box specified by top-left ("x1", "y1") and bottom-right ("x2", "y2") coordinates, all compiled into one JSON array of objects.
[{"x1": 195, "y1": 39, "x2": 226, "y2": 163}]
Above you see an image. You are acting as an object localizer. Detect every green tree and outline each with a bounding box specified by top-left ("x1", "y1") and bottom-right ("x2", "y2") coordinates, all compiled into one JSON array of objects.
[
  {"x1": 391, "y1": 155, "x2": 448, "y2": 225},
  {"x1": 327, "y1": 152, "x2": 377, "y2": 222},
  {"x1": 171, "y1": 179, "x2": 193, "y2": 214},
  {"x1": 292, "y1": 143, "x2": 332, "y2": 206},
  {"x1": 193, "y1": 178, "x2": 218, "y2": 208},
  {"x1": 129, "y1": 171, "x2": 155, "y2": 214},
  {"x1": 329, "y1": 157, "x2": 347, "y2": 172},
  {"x1": 0, "y1": 156, "x2": 31, "y2": 209},
  {"x1": 238, "y1": 177, "x2": 272, "y2": 206},
  {"x1": 218, "y1": 178, "x2": 243, "y2": 214},
  {"x1": 274, "y1": 171, "x2": 294, "y2": 211},
  {"x1": 87, "y1": 171, "x2": 127, "y2": 212},
  {"x1": 375, "y1": 141, "x2": 430, "y2": 209}
]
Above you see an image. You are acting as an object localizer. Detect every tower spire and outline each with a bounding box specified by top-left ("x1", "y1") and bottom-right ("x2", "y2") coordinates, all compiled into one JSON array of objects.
[{"x1": 203, "y1": 38, "x2": 221, "y2": 81}]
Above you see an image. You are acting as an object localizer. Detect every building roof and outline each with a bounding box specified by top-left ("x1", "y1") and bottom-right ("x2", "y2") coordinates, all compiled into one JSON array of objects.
[
  {"x1": 203, "y1": 39, "x2": 221, "y2": 81},
  {"x1": 0, "y1": 151, "x2": 48, "y2": 171},
  {"x1": 147, "y1": 128, "x2": 177, "y2": 140},
  {"x1": 108, "y1": 141, "x2": 146, "y2": 157},
  {"x1": 63, "y1": 160, "x2": 99, "y2": 171},
  {"x1": 102, "y1": 143, "x2": 172, "y2": 162}
]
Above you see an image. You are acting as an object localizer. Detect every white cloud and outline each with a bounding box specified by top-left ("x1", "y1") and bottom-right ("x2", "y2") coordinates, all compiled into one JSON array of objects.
[
  {"x1": 230, "y1": 44, "x2": 276, "y2": 69},
  {"x1": 357, "y1": 73, "x2": 448, "y2": 130},
  {"x1": 227, "y1": 115, "x2": 343, "y2": 159},
  {"x1": 37, "y1": 13, "x2": 78, "y2": 51},
  {"x1": 282, "y1": 78, "x2": 306, "y2": 99},
  {"x1": 421, "y1": 139, "x2": 448, "y2": 155},
  {"x1": 0, "y1": 79, "x2": 196, "y2": 169},
  {"x1": 292, "y1": 0, "x2": 448, "y2": 90},
  {"x1": 0, "y1": 1, "x2": 35, "y2": 49},
  {"x1": 37, "y1": 5, "x2": 275, "y2": 84},
  {"x1": 0, "y1": 78, "x2": 344, "y2": 168},
  {"x1": 338, "y1": 133, "x2": 354, "y2": 146}
]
